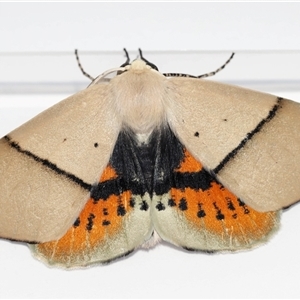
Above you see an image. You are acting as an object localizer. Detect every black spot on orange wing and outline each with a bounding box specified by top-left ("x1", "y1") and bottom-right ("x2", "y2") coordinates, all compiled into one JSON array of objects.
[
  {"x1": 226, "y1": 197, "x2": 235, "y2": 211},
  {"x1": 197, "y1": 203, "x2": 206, "y2": 218},
  {"x1": 102, "y1": 220, "x2": 111, "y2": 226},
  {"x1": 167, "y1": 148, "x2": 279, "y2": 246},
  {"x1": 86, "y1": 213, "x2": 95, "y2": 231},
  {"x1": 35, "y1": 164, "x2": 135, "y2": 263},
  {"x1": 178, "y1": 198, "x2": 188, "y2": 211}
]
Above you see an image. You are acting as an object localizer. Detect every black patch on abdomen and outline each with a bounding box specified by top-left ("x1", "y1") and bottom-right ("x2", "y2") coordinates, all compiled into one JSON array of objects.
[
  {"x1": 91, "y1": 125, "x2": 216, "y2": 200},
  {"x1": 91, "y1": 126, "x2": 185, "y2": 199}
]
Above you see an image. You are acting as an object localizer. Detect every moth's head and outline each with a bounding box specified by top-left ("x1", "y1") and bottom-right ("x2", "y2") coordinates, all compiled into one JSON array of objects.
[
  {"x1": 120, "y1": 48, "x2": 159, "y2": 71},
  {"x1": 125, "y1": 59, "x2": 152, "y2": 73},
  {"x1": 91, "y1": 49, "x2": 159, "y2": 85}
]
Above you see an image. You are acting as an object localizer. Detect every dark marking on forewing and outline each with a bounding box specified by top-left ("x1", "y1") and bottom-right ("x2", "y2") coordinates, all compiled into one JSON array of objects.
[
  {"x1": 3, "y1": 135, "x2": 92, "y2": 191},
  {"x1": 213, "y1": 97, "x2": 283, "y2": 174}
]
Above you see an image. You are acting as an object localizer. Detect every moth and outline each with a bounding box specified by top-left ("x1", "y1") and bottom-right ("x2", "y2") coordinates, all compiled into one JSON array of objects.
[{"x1": 0, "y1": 49, "x2": 299, "y2": 268}]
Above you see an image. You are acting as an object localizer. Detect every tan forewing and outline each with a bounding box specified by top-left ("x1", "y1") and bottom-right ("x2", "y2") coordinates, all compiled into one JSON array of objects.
[
  {"x1": 0, "y1": 83, "x2": 121, "y2": 242},
  {"x1": 167, "y1": 78, "x2": 300, "y2": 211}
]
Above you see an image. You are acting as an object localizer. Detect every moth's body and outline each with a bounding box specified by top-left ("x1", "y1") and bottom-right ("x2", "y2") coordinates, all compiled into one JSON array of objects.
[
  {"x1": 0, "y1": 52, "x2": 299, "y2": 268},
  {"x1": 112, "y1": 60, "x2": 169, "y2": 134}
]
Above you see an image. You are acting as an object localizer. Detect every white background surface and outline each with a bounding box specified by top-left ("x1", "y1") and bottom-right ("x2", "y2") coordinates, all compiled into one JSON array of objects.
[{"x1": 0, "y1": 2, "x2": 300, "y2": 299}]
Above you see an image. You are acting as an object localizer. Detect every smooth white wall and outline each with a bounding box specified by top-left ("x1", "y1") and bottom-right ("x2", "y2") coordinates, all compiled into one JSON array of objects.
[{"x1": 0, "y1": 2, "x2": 300, "y2": 51}]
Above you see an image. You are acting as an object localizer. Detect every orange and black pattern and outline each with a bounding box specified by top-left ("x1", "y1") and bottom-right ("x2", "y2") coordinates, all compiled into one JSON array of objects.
[
  {"x1": 35, "y1": 165, "x2": 135, "y2": 264},
  {"x1": 36, "y1": 125, "x2": 279, "y2": 263},
  {"x1": 166, "y1": 149, "x2": 278, "y2": 247}
]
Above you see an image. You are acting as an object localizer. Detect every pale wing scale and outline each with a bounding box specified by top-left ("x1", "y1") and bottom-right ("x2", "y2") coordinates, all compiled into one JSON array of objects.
[
  {"x1": 167, "y1": 78, "x2": 300, "y2": 211},
  {"x1": 0, "y1": 83, "x2": 121, "y2": 242}
]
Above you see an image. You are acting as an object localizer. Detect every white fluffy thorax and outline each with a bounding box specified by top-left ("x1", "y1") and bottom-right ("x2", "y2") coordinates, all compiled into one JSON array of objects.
[{"x1": 110, "y1": 59, "x2": 171, "y2": 134}]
